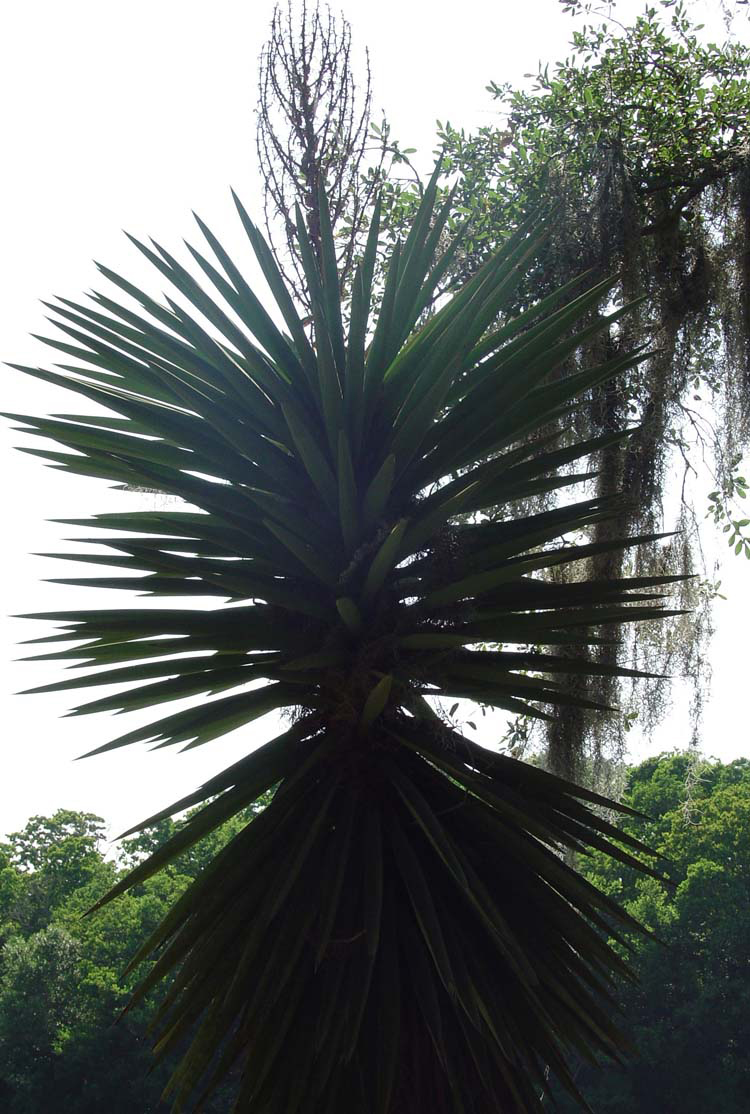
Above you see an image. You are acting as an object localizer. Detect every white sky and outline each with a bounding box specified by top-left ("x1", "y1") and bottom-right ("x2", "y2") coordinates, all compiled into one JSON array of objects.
[{"x1": 1, "y1": 0, "x2": 747, "y2": 842}]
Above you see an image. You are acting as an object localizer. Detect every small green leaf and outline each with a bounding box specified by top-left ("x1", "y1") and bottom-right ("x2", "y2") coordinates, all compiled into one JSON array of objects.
[
  {"x1": 336, "y1": 597, "x2": 363, "y2": 635},
  {"x1": 337, "y1": 431, "x2": 360, "y2": 551},
  {"x1": 360, "y1": 674, "x2": 393, "y2": 729},
  {"x1": 363, "y1": 519, "x2": 408, "y2": 601},
  {"x1": 362, "y1": 454, "x2": 396, "y2": 530}
]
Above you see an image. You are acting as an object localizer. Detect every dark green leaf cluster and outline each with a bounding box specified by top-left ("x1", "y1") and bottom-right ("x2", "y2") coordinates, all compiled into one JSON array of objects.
[{"x1": 8, "y1": 170, "x2": 682, "y2": 1111}]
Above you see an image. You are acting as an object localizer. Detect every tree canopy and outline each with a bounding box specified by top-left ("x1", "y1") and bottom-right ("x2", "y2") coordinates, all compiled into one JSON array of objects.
[
  {"x1": 0, "y1": 805, "x2": 264, "y2": 1114},
  {"x1": 367, "y1": 0, "x2": 750, "y2": 782},
  {"x1": 553, "y1": 751, "x2": 750, "y2": 1111}
]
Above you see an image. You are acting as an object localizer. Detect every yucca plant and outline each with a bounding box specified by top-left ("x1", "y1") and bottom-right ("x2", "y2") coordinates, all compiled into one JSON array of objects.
[{"x1": 8, "y1": 166, "x2": 680, "y2": 1113}]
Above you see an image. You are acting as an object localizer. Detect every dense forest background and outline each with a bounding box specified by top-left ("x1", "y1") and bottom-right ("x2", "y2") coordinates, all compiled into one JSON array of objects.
[
  {"x1": 1, "y1": 752, "x2": 748, "y2": 1113},
  {"x1": 0, "y1": 799, "x2": 270, "y2": 1114}
]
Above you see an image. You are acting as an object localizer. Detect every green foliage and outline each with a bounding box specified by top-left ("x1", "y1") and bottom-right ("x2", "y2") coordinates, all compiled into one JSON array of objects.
[
  {"x1": 553, "y1": 752, "x2": 750, "y2": 1112},
  {"x1": 4, "y1": 810, "x2": 107, "y2": 873},
  {"x1": 495, "y1": 3, "x2": 750, "y2": 226},
  {"x1": 0, "y1": 925, "x2": 83, "y2": 1105},
  {"x1": 706, "y1": 455, "x2": 750, "y2": 558},
  {"x1": 0, "y1": 808, "x2": 251, "y2": 1113},
  {"x1": 0, "y1": 918, "x2": 175, "y2": 1114},
  {"x1": 0, "y1": 810, "x2": 112, "y2": 937},
  {"x1": 386, "y1": 3, "x2": 750, "y2": 285},
  {"x1": 375, "y1": 1, "x2": 750, "y2": 775}
]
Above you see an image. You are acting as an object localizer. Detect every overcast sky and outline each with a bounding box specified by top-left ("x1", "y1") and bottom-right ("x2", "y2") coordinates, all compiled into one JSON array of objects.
[{"x1": 1, "y1": 0, "x2": 747, "y2": 843}]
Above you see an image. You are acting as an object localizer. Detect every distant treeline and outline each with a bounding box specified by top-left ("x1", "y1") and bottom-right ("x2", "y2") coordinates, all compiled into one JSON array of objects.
[{"x1": 1, "y1": 756, "x2": 748, "y2": 1113}]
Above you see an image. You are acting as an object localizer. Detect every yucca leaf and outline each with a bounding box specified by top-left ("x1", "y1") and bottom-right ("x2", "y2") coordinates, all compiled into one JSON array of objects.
[
  {"x1": 231, "y1": 190, "x2": 318, "y2": 379},
  {"x1": 465, "y1": 269, "x2": 593, "y2": 366},
  {"x1": 124, "y1": 718, "x2": 317, "y2": 840},
  {"x1": 362, "y1": 519, "x2": 408, "y2": 600},
  {"x1": 360, "y1": 674, "x2": 393, "y2": 729},
  {"x1": 293, "y1": 202, "x2": 344, "y2": 451},
  {"x1": 363, "y1": 805, "x2": 384, "y2": 959},
  {"x1": 362, "y1": 453, "x2": 396, "y2": 530},
  {"x1": 345, "y1": 200, "x2": 381, "y2": 450},
  {"x1": 337, "y1": 430, "x2": 361, "y2": 549},
  {"x1": 279, "y1": 400, "x2": 338, "y2": 510},
  {"x1": 401, "y1": 910, "x2": 449, "y2": 1067},
  {"x1": 388, "y1": 811, "x2": 455, "y2": 995},
  {"x1": 189, "y1": 210, "x2": 314, "y2": 387},
  {"x1": 123, "y1": 754, "x2": 330, "y2": 977},
  {"x1": 388, "y1": 163, "x2": 446, "y2": 345},
  {"x1": 91, "y1": 779, "x2": 272, "y2": 910},
  {"x1": 80, "y1": 681, "x2": 303, "y2": 758},
  {"x1": 314, "y1": 791, "x2": 359, "y2": 967},
  {"x1": 363, "y1": 240, "x2": 402, "y2": 389},
  {"x1": 372, "y1": 883, "x2": 401, "y2": 1114},
  {"x1": 260, "y1": 784, "x2": 338, "y2": 930},
  {"x1": 384, "y1": 759, "x2": 468, "y2": 890},
  {"x1": 18, "y1": 652, "x2": 265, "y2": 697},
  {"x1": 382, "y1": 215, "x2": 544, "y2": 415},
  {"x1": 345, "y1": 263, "x2": 368, "y2": 445},
  {"x1": 264, "y1": 517, "x2": 338, "y2": 586},
  {"x1": 336, "y1": 596, "x2": 363, "y2": 635}
]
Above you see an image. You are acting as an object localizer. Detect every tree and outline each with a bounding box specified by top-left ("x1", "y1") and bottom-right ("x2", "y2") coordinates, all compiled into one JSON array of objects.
[
  {"x1": 0, "y1": 924, "x2": 85, "y2": 1113},
  {"x1": 0, "y1": 810, "x2": 111, "y2": 936},
  {"x1": 0, "y1": 813, "x2": 168, "y2": 1113},
  {"x1": 378, "y1": 1, "x2": 750, "y2": 783},
  {"x1": 7, "y1": 141, "x2": 683, "y2": 1111},
  {"x1": 0, "y1": 809, "x2": 251, "y2": 1113},
  {"x1": 552, "y1": 752, "x2": 750, "y2": 1112}
]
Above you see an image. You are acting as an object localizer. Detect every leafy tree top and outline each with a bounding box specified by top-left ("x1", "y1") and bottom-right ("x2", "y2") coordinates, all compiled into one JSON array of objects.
[{"x1": 374, "y1": 1, "x2": 750, "y2": 777}]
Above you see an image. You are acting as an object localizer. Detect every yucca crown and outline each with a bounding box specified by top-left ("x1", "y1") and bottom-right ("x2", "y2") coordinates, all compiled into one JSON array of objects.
[{"x1": 8, "y1": 167, "x2": 678, "y2": 1113}]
